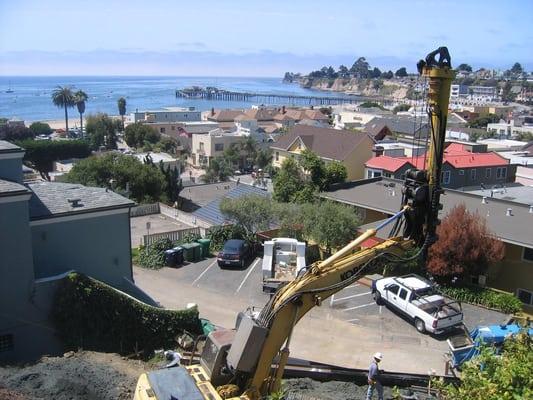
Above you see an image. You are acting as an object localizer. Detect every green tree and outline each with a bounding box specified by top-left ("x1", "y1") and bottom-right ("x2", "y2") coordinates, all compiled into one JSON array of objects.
[
  {"x1": 510, "y1": 62, "x2": 523, "y2": 75},
  {"x1": 255, "y1": 148, "x2": 273, "y2": 170},
  {"x1": 124, "y1": 122, "x2": 160, "y2": 148},
  {"x1": 350, "y1": 57, "x2": 370, "y2": 78},
  {"x1": 241, "y1": 137, "x2": 258, "y2": 168},
  {"x1": 501, "y1": 81, "x2": 515, "y2": 103},
  {"x1": 201, "y1": 156, "x2": 233, "y2": 183},
  {"x1": 51, "y1": 86, "x2": 75, "y2": 133},
  {"x1": 299, "y1": 149, "x2": 325, "y2": 189},
  {"x1": 74, "y1": 90, "x2": 88, "y2": 135},
  {"x1": 273, "y1": 157, "x2": 304, "y2": 202},
  {"x1": 159, "y1": 162, "x2": 182, "y2": 204},
  {"x1": 85, "y1": 113, "x2": 118, "y2": 150},
  {"x1": 66, "y1": 152, "x2": 166, "y2": 203},
  {"x1": 19, "y1": 139, "x2": 91, "y2": 180},
  {"x1": 371, "y1": 67, "x2": 382, "y2": 79},
  {"x1": 338, "y1": 65, "x2": 349, "y2": 78},
  {"x1": 433, "y1": 333, "x2": 532, "y2": 400},
  {"x1": 323, "y1": 161, "x2": 347, "y2": 188},
  {"x1": 29, "y1": 122, "x2": 52, "y2": 136},
  {"x1": 220, "y1": 194, "x2": 274, "y2": 237},
  {"x1": 382, "y1": 70, "x2": 394, "y2": 79},
  {"x1": 0, "y1": 124, "x2": 34, "y2": 142},
  {"x1": 117, "y1": 97, "x2": 127, "y2": 129},
  {"x1": 467, "y1": 114, "x2": 500, "y2": 128},
  {"x1": 303, "y1": 201, "x2": 360, "y2": 256},
  {"x1": 457, "y1": 63, "x2": 473, "y2": 72},
  {"x1": 395, "y1": 67, "x2": 408, "y2": 77},
  {"x1": 223, "y1": 143, "x2": 241, "y2": 168}
]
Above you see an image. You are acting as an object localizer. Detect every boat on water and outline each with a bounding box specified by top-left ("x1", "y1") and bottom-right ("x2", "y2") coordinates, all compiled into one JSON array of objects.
[{"x1": 5, "y1": 81, "x2": 14, "y2": 93}]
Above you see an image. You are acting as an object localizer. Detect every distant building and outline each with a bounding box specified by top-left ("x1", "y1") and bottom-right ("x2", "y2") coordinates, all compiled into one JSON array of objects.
[
  {"x1": 365, "y1": 142, "x2": 515, "y2": 189},
  {"x1": 130, "y1": 107, "x2": 201, "y2": 124},
  {"x1": 487, "y1": 120, "x2": 533, "y2": 138},
  {"x1": 190, "y1": 128, "x2": 250, "y2": 169},
  {"x1": 270, "y1": 125, "x2": 374, "y2": 180}
]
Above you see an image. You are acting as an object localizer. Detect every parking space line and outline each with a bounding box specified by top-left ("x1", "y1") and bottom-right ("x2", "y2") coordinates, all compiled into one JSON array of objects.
[
  {"x1": 191, "y1": 259, "x2": 217, "y2": 286},
  {"x1": 235, "y1": 258, "x2": 260, "y2": 294},
  {"x1": 341, "y1": 302, "x2": 376, "y2": 311},
  {"x1": 333, "y1": 291, "x2": 371, "y2": 302},
  {"x1": 346, "y1": 284, "x2": 360, "y2": 289}
]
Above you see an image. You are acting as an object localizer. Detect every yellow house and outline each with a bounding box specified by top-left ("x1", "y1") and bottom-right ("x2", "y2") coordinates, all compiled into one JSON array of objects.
[{"x1": 270, "y1": 125, "x2": 374, "y2": 180}]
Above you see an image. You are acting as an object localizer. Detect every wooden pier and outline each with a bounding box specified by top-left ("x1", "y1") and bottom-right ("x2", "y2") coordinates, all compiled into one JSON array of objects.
[{"x1": 175, "y1": 86, "x2": 364, "y2": 106}]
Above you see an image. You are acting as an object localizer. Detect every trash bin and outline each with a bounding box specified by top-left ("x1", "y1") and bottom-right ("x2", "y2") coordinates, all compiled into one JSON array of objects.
[
  {"x1": 196, "y1": 238, "x2": 211, "y2": 258},
  {"x1": 164, "y1": 246, "x2": 184, "y2": 267},
  {"x1": 181, "y1": 243, "x2": 195, "y2": 262},
  {"x1": 189, "y1": 242, "x2": 201, "y2": 261}
]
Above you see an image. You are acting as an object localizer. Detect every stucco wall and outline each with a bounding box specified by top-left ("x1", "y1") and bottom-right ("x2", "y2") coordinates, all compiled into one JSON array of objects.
[
  {"x1": 31, "y1": 210, "x2": 132, "y2": 288},
  {"x1": 0, "y1": 154, "x2": 24, "y2": 183},
  {"x1": 487, "y1": 242, "x2": 533, "y2": 295}
]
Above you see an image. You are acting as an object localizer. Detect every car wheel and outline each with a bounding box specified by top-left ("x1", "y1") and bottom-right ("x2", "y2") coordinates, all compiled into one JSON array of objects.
[
  {"x1": 415, "y1": 318, "x2": 426, "y2": 334},
  {"x1": 374, "y1": 291, "x2": 384, "y2": 305}
]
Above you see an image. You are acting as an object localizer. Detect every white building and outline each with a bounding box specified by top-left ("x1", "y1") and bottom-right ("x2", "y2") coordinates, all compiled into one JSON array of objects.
[
  {"x1": 130, "y1": 107, "x2": 201, "y2": 123},
  {"x1": 487, "y1": 120, "x2": 533, "y2": 138}
]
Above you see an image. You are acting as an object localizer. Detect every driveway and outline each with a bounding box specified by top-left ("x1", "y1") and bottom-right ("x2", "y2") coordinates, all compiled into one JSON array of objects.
[{"x1": 133, "y1": 257, "x2": 508, "y2": 375}]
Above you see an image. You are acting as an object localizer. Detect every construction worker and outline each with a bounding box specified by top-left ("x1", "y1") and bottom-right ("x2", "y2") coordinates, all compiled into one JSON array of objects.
[{"x1": 366, "y1": 352, "x2": 383, "y2": 400}]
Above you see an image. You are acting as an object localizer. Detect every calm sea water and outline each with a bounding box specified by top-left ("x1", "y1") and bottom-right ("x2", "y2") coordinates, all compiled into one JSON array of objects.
[{"x1": 0, "y1": 76, "x2": 342, "y2": 122}]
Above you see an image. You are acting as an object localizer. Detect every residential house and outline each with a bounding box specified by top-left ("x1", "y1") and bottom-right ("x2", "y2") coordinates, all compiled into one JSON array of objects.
[
  {"x1": 205, "y1": 109, "x2": 245, "y2": 131},
  {"x1": 270, "y1": 125, "x2": 374, "y2": 180},
  {"x1": 487, "y1": 120, "x2": 533, "y2": 139},
  {"x1": 332, "y1": 106, "x2": 390, "y2": 130},
  {"x1": 190, "y1": 128, "x2": 250, "y2": 169},
  {"x1": 364, "y1": 116, "x2": 429, "y2": 140},
  {"x1": 365, "y1": 142, "x2": 515, "y2": 189},
  {"x1": 0, "y1": 140, "x2": 152, "y2": 362},
  {"x1": 321, "y1": 177, "x2": 533, "y2": 307}
]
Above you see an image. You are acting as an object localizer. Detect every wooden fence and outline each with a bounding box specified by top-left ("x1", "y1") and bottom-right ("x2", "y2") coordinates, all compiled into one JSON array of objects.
[
  {"x1": 130, "y1": 203, "x2": 160, "y2": 217},
  {"x1": 143, "y1": 226, "x2": 201, "y2": 246}
]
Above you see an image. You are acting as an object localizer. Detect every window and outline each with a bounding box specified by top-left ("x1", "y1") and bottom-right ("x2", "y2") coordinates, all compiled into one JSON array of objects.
[
  {"x1": 523, "y1": 247, "x2": 533, "y2": 262},
  {"x1": 199, "y1": 142, "x2": 204, "y2": 151},
  {"x1": 496, "y1": 167, "x2": 507, "y2": 179},
  {"x1": 517, "y1": 288, "x2": 533, "y2": 305},
  {"x1": 383, "y1": 172, "x2": 392, "y2": 178},
  {"x1": 275, "y1": 152, "x2": 279, "y2": 161},
  {"x1": 0, "y1": 334, "x2": 13, "y2": 352},
  {"x1": 160, "y1": 127, "x2": 166, "y2": 133},
  {"x1": 387, "y1": 284, "x2": 399, "y2": 295},
  {"x1": 214, "y1": 143, "x2": 224, "y2": 152},
  {"x1": 399, "y1": 288, "x2": 408, "y2": 300},
  {"x1": 441, "y1": 170, "x2": 451, "y2": 184},
  {"x1": 485, "y1": 168, "x2": 491, "y2": 179},
  {"x1": 459, "y1": 169, "x2": 464, "y2": 175},
  {"x1": 470, "y1": 169, "x2": 477, "y2": 181}
]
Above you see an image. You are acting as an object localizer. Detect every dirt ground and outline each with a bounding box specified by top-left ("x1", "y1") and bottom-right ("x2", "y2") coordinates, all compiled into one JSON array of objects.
[
  {"x1": 284, "y1": 378, "x2": 394, "y2": 400},
  {"x1": 0, "y1": 351, "x2": 146, "y2": 400}
]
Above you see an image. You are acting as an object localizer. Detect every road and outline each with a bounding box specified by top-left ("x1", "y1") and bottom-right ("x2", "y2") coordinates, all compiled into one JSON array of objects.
[{"x1": 133, "y1": 256, "x2": 508, "y2": 376}]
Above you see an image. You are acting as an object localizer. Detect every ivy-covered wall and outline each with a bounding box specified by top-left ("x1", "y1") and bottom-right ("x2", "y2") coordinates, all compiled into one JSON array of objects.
[{"x1": 52, "y1": 273, "x2": 203, "y2": 355}]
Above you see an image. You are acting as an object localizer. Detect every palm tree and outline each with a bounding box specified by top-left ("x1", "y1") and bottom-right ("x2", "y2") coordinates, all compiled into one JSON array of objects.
[
  {"x1": 74, "y1": 90, "x2": 88, "y2": 136},
  {"x1": 117, "y1": 97, "x2": 127, "y2": 130},
  {"x1": 51, "y1": 86, "x2": 75, "y2": 134}
]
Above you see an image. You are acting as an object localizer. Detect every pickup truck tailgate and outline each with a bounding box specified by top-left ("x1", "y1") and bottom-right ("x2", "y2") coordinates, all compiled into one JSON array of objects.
[{"x1": 435, "y1": 304, "x2": 463, "y2": 330}]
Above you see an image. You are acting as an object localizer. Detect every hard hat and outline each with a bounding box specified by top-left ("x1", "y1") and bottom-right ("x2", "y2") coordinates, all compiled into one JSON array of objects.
[{"x1": 374, "y1": 352, "x2": 383, "y2": 361}]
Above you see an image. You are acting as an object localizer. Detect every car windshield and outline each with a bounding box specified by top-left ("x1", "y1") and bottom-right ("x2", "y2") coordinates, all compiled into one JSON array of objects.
[
  {"x1": 414, "y1": 286, "x2": 436, "y2": 297},
  {"x1": 223, "y1": 242, "x2": 242, "y2": 252}
]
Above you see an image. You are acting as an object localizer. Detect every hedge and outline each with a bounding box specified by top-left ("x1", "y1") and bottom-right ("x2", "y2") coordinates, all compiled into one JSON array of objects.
[
  {"x1": 440, "y1": 285, "x2": 522, "y2": 314},
  {"x1": 138, "y1": 238, "x2": 174, "y2": 269},
  {"x1": 51, "y1": 273, "x2": 203, "y2": 355}
]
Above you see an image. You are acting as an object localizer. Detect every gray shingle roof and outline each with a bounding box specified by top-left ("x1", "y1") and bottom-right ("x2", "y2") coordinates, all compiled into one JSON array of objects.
[
  {"x1": 192, "y1": 183, "x2": 270, "y2": 226},
  {"x1": 0, "y1": 140, "x2": 24, "y2": 154},
  {"x1": 28, "y1": 182, "x2": 134, "y2": 220},
  {"x1": 321, "y1": 177, "x2": 533, "y2": 249},
  {"x1": 0, "y1": 179, "x2": 30, "y2": 197},
  {"x1": 367, "y1": 116, "x2": 428, "y2": 137}
]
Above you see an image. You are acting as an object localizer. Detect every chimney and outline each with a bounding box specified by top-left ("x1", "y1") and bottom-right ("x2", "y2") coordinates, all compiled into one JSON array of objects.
[
  {"x1": 373, "y1": 146, "x2": 384, "y2": 157},
  {"x1": 482, "y1": 196, "x2": 488, "y2": 204},
  {"x1": 506, "y1": 208, "x2": 513, "y2": 217}
]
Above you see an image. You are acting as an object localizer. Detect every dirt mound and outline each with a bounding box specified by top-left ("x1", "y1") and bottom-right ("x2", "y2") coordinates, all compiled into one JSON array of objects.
[
  {"x1": 283, "y1": 378, "x2": 395, "y2": 400},
  {"x1": 0, "y1": 351, "x2": 146, "y2": 400}
]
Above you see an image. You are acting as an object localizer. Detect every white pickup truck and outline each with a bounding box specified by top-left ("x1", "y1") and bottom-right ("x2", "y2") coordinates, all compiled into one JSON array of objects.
[{"x1": 371, "y1": 274, "x2": 463, "y2": 334}]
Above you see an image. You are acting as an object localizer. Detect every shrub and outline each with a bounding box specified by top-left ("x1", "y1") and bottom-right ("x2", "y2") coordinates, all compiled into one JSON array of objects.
[
  {"x1": 51, "y1": 273, "x2": 202, "y2": 355},
  {"x1": 138, "y1": 238, "x2": 174, "y2": 269},
  {"x1": 440, "y1": 285, "x2": 522, "y2": 314},
  {"x1": 207, "y1": 225, "x2": 246, "y2": 252}
]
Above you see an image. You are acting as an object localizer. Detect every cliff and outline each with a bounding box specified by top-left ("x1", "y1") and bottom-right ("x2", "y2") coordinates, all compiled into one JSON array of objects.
[{"x1": 294, "y1": 77, "x2": 409, "y2": 99}]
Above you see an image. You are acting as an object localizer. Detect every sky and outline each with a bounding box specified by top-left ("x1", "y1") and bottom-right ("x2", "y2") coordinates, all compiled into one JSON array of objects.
[{"x1": 0, "y1": 0, "x2": 532, "y2": 76}]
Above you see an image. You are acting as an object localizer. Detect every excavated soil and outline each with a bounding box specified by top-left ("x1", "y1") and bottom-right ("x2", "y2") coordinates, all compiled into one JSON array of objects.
[
  {"x1": 0, "y1": 351, "x2": 146, "y2": 400},
  {"x1": 284, "y1": 378, "x2": 394, "y2": 400}
]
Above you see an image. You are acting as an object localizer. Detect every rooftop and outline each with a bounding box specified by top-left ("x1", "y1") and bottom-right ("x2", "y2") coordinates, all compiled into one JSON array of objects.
[
  {"x1": 28, "y1": 182, "x2": 134, "y2": 220},
  {"x1": 180, "y1": 181, "x2": 238, "y2": 209},
  {"x1": 0, "y1": 140, "x2": 25, "y2": 154},
  {"x1": 271, "y1": 125, "x2": 372, "y2": 161},
  {"x1": 0, "y1": 178, "x2": 30, "y2": 197},
  {"x1": 321, "y1": 177, "x2": 533, "y2": 249}
]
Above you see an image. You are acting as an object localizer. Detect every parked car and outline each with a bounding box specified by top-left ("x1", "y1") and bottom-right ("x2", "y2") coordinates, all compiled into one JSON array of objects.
[
  {"x1": 217, "y1": 239, "x2": 252, "y2": 268},
  {"x1": 372, "y1": 274, "x2": 463, "y2": 334}
]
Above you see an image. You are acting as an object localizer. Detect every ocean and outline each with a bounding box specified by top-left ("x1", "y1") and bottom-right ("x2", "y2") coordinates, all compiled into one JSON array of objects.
[{"x1": 0, "y1": 76, "x2": 342, "y2": 122}]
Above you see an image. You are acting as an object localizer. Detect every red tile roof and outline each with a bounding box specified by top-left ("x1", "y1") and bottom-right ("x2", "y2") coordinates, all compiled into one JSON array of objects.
[{"x1": 366, "y1": 143, "x2": 509, "y2": 172}]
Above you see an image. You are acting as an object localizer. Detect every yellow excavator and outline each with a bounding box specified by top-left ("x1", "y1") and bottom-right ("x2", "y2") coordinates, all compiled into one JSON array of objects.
[{"x1": 134, "y1": 47, "x2": 455, "y2": 400}]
